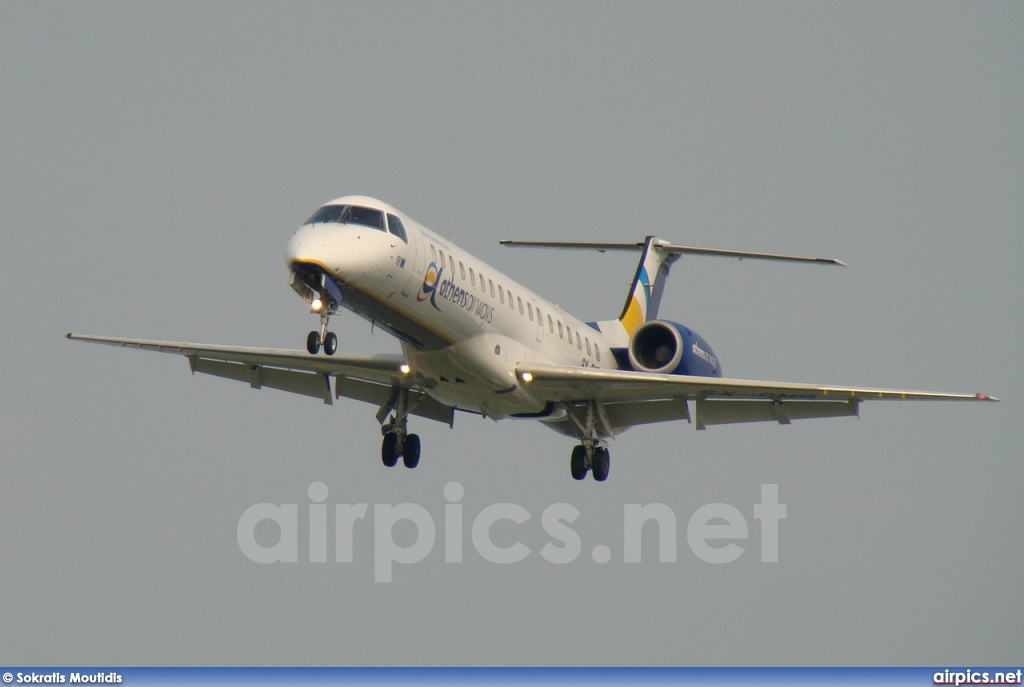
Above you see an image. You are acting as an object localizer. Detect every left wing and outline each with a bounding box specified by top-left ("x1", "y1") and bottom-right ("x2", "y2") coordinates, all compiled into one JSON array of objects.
[
  {"x1": 67, "y1": 334, "x2": 455, "y2": 426},
  {"x1": 516, "y1": 363, "x2": 997, "y2": 430}
]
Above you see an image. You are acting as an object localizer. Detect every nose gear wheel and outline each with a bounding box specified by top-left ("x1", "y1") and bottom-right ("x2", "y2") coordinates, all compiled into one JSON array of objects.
[{"x1": 305, "y1": 297, "x2": 338, "y2": 355}]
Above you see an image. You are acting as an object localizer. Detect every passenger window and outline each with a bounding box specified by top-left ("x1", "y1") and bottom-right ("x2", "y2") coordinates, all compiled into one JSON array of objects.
[
  {"x1": 548, "y1": 314, "x2": 553, "y2": 333},
  {"x1": 517, "y1": 297, "x2": 524, "y2": 315},
  {"x1": 469, "y1": 267, "x2": 475, "y2": 286},
  {"x1": 499, "y1": 285, "x2": 504, "y2": 304},
  {"x1": 576, "y1": 332, "x2": 582, "y2": 350},
  {"x1": 558, "y1": 321, "x2": 563, "y2": 338},
  {"x1": 431, "y1": 245, "x2": 437, "y2": 262},
  {"x1": 459, "y1": 262, "x2": 466, "y2": 280},
  {"x1": 508, "y1": 290, "x2": 514, "y2": 309},
  {"x1": 527, "y1": 303, "x2": 533, "y2": 321},
  {"x1": 567, "y1": 326, "x2": 572, "y2": 344},
  {"x1": 386, "y1": 214, "x2": 408, "y2": 242},
  {"x1": 439, "y1": 250, "x2": 445, "y2": 269},
  {"x1": 586, "y1": 337, "x2": 592, "y2": 356},
  {"x1": 489, "y1": 280, "x2": 495, "y2": 297},
  {"x1": 595, "y1": 344, "x2": 601, "y2": 362},
  {"x1": 449, "y1": 255, "x2": 455, "y2": 274}
]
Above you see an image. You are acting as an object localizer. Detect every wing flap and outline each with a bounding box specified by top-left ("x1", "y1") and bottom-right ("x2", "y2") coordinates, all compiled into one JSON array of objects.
[
  {"x1": 604, "y1": 398, "x2": 691, "y2": 428},
  {"x1": 335, "y1": 375, "x2": 454, "y2": 427},
  {"x1": 695, "y1": 397, "x2": 860, "y2": 429},
  {"x1": 190, "y1": 358, "x2": 333, "y2": 404}
]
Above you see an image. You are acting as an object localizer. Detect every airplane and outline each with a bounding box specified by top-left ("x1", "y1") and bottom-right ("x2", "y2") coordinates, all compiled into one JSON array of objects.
[{"x1": 67, "y1": 195, "x2": 997, "y2": 481}]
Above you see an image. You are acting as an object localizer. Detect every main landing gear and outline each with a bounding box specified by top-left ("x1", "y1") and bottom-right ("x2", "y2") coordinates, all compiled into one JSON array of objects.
[
  {"x1": 381, "y1": 428, "x2": 421, "y2": 469},
  {"x1": 379, "y1": 387, "x2": 422, "y2": 469},
  {"x1": 570, "y1": 444, "x2": 610, "y2": 482},
  {"x1": 306, "y1": 311, "x2": 338, "y2": 355},
  {"x1": 568, "y1": 400, "x2": 611, "y2": 481}
]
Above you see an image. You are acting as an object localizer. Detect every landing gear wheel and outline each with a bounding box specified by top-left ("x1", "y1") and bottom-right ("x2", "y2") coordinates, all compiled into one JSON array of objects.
[
  {"x1": 403, "y1": 434, "x2": 421, "y2": 468},
  {"x1": 570, "y1": 445, "x2": 588, "y2": 480},
  {"x1": 323, "y1": 331, "x2": 338, "y2": 356},
  {"x1": 381, "y1": 432, "x2": 400, "y2": 467},
  {"x1": 592, "y1": 446, "x2": 610, "y2": 482},
  {"x1": 306, "y1": 330, "x2": 321, "y2": 355}
]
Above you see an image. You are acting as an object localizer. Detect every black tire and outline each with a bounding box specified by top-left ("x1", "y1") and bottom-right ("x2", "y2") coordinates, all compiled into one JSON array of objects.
[
  {"x1": 381, "y1": 432, "x2": 400, "y2": 467},
  {"x1": 306, "y1": 330, "x2": 321, "y2": 355},
  {"x1": 323, "y1": 331, "x2": 338, "y2": 356},
  {"x1": 592, "y1": 447, "x2": 610, "y2": 482},
  {"x1": 403, "y1": 434, "x2": 421, "y2": 468},
  {"x1": 570, "y1": 445, "x2": 588, "y2": 480}
]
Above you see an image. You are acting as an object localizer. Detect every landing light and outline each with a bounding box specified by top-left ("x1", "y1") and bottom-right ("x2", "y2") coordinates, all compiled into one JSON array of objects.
[
  {"x1": 400, "y1": 364, "x2": 411, "y2": 374},
  {"x1": 521, "y1": 372, "x2": 533, "y2": 383},
  {"x1": 311, "y1": 298, "x2": 323, "y2": 312}
]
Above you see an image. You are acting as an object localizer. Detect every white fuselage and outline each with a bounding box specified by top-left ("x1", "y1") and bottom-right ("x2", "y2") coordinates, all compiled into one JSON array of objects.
[{"x1": 286, "y1": 196, "x2": 621, "y2": 419}]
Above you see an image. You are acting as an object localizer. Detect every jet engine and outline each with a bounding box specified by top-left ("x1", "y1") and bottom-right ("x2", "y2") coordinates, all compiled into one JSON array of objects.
[{"x1": 627, "y1": 320, "x2": 722, "y2": 377}]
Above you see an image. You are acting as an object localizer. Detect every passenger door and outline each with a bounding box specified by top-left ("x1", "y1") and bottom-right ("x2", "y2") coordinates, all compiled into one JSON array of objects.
[{"x1": 399, "y1": 227, "x2": 425, "y2": 298}]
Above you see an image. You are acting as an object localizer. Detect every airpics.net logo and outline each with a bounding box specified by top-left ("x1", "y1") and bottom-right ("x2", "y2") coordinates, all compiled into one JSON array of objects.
[{"x1": 236, "y1": 483, "x2": 787, "y2": 583}]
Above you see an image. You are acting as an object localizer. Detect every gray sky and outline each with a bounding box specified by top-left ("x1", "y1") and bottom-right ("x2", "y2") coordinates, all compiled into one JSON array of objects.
[{"x1": 2, "y1": 1, "x2": 1021, "y2": 666}]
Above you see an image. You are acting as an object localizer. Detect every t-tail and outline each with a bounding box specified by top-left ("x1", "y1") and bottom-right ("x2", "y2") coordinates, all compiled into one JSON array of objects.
[
  {"x1": 612, "y1": 236, "x2": 679, "y2": 342},
  {"x1": 500, "y1": 236, "x2": 846, "y2": 347}
]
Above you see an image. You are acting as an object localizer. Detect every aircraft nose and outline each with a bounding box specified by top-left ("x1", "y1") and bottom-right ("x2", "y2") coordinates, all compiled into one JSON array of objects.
[
  {"x1": 286, "y1": 225, "x2": 320, "y2": 267},
  {"x1": 286, "y1": 223, "x2": 382, "y2": 282}
]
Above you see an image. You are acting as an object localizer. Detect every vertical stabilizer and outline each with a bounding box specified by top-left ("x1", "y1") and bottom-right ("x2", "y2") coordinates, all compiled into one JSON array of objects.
[
  {"x1": 590, "y1": 236, "x2": 679, "y2": 347},
  {"x1": 616, "y1": 236, "x2": 679, "y2": 335}
]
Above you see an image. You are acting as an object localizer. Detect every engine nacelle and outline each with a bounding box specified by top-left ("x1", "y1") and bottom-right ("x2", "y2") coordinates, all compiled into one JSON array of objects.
[{"x1": 627, "y1": 320, "x2": 722, "y2": 377}]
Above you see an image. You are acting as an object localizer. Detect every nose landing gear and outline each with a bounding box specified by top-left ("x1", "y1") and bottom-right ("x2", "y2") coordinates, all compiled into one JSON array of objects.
[
  {"x1": 306, "y1": 308, "x2": 338, "y2": 355},
  {"x1": 301, "y1": 272, "x2": 342, "y2": 355}
]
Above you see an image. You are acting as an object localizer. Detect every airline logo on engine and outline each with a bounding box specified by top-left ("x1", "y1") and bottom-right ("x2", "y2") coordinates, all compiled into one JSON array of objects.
[{"x1": 691, "y1": 342, "x2": 717, "y2": 369}]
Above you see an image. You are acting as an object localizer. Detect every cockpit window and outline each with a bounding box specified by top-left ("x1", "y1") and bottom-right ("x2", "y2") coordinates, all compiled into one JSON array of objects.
[
  {"x1": 304, "y1": 205, "x2": 385, "y2": 231},
  {"x1": 387, "y1": 214, "x2": 408, "y2": 243},
  {"x1": 349, "y1": 206, "x2": 384, "y2": 230},
  {"x1": 305, "y1": 205, "x2": 345, "y2": 225}
]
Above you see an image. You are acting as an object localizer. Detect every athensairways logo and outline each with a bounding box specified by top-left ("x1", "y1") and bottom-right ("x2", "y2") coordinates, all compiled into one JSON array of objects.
[
  {"x1": 416, "y1": 261, "x2": 444, "y2": 310},
  {"x1": 416, "y1": 261, "x2": 494, "y2": 324}
]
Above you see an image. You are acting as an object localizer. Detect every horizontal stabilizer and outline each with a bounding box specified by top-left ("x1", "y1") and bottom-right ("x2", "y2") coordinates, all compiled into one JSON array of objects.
[{"x1": 499, "y1": 239, "x2": 846, "y2": 266}]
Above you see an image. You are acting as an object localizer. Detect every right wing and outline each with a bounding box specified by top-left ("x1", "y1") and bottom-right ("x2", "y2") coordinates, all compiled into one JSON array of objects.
[
  {"x1": 516, "y1": 363, "x2": 997, "y2": 431},
  {"x1": 66, "y1": 334, "x2": 455, "y2": 426}
]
